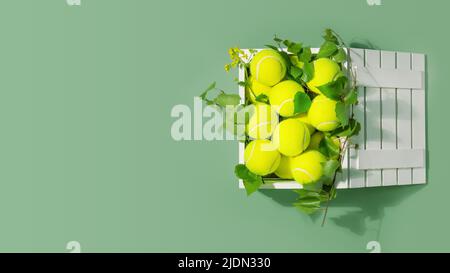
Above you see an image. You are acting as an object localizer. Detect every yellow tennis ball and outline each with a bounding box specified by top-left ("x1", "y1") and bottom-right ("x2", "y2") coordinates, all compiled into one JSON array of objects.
[
  {"x1": 269, "y1": 80, "x2": 305, "y2": 117},
  {"x1": 272, "y1": 119, "x2": 310, "y2": 157},
  {"x1": 275, "y1": 155, "x2": 294, "y2": 179},
  {"x1": 250, "y1": 49, "x2": 287, "y2": 87},
  {"x1": 291, "y1": 113, "x2": 315, "y2": 135},
  {"x1": 246, "y1": 104, "x2": 279, "y2": 139},
  {"x1": 246, "y1": 76, "x2": 272, "y2": 103},
  {"x1": 307, "y1": 58, "x2": 341, "y2": 94},
  {"x1": 244, "y1": 140, "x2": 281, "y2": 176},
  {"x1": 309, "y1": 95, "x2": 340, "y2": 132},
  {"x1": 291, "y1": 150, "x2": 326, "y2": 184},
  {"x1": 308, "y1": 132, "x2": 324, "y2": 150}
]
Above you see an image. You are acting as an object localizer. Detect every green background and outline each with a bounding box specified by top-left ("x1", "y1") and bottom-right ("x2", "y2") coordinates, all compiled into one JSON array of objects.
[{"x1": 0, "y1": 0, "x2": 445, "y2": 252}]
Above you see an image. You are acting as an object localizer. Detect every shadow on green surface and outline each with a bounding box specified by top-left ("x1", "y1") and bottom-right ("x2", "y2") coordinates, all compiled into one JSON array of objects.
[
  {"x1": 260, "y1": 39, "x2": 429, "y2": 236},
  {"x1": 349, "y1": 38, "x2": 379, "y2": 49},
  {"x1": 260, "y1": 185, "x2": 424, "y2": 235}
]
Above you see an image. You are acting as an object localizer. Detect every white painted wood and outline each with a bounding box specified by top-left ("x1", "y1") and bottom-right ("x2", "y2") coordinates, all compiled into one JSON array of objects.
[
  {"x1": 250, "y1": 180, "x2": 349, "y2": 189},
  {"x1": 412, "y1": 53, "x2": 427, "y2": 184},
  {"x1": 358, "y1": 149, "x2": 425, "y2": 170},
  {"x1": 354, "y1": 66, "x2": 423, "y2": 89},
  {"x1": 349, "y1": 48, "x2": 366, "y2": 188},
  {"x1": 396, "y1": 52, "x2": 413, "y2": 185},
  {"x1": 380, "y1": 51, "x2": 398, "y2": 186},
  {"x1": 364, "y1": 49, "x2": 383, "y2": 187}
]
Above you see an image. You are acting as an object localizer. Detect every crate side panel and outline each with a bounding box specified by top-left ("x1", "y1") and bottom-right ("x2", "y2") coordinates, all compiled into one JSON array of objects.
[{"x1": 411, "y1": 53, "x2": 427, "y2": 184}]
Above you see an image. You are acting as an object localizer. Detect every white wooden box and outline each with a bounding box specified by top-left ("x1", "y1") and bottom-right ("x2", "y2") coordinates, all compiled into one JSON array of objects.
[{"x1": 238, "y1": 48, "x2": 427, "y2": 189}]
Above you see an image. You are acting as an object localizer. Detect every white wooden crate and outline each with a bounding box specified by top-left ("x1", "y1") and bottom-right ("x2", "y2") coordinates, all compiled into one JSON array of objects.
[{"x1": 238, "y1": 48, "x2": 427, "y2": 189}]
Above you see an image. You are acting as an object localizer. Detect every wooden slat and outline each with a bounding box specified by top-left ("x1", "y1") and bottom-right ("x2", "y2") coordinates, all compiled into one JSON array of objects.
[
  {"x1": 380, "y1": 51, "x2": 398, "y2": 186},
  {"x1": 396, "y1": 52, "x2": 413, "y2": 185},
  {"x1": 358, "y1": 149, "x2": 425, "y2": 170},
  {"x1": 364, "y1": 49, "x2": 383, "y2": 187},
  {"x1": 412, "y1": 53, "x2": 427, "y2": 184},
  {"x1": 355, "y1": 66, "x2": 423, "y2": 89},
  {"x1": 349, "y1": 48, "x2": 366, "y2": 188}
]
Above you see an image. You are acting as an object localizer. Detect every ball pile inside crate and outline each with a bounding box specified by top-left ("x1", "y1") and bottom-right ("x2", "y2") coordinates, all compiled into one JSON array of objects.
[{"x1": 244, "y1": 49, "x2": 343, "y2": 185}]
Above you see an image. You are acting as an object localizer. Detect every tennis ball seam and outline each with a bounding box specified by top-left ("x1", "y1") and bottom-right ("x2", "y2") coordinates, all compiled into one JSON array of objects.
[
  {"x1": 278, "y1": 98, "x2": 294, "y2": 114},
  {"x1": 268, "y1": 154, "x2": 280, "y2": 174},
  {"x1": 293, "y1": 167, "x2": 314, "y2": 181},
  {"x1": 255, "y1": 55, "x2": 281, "y2": 83},
  {"x1": 316, "y1": 120, "x2": 339, "y2": 129},
  {"x1": 302, "y1": 124, "x2": 308, "y2": 151},
  {"x1": 246, "y1": 141, "x2": 257, "y2": 164},
  {"x1": 248, "y1": 121, "x2": 275, "y2": 136}
]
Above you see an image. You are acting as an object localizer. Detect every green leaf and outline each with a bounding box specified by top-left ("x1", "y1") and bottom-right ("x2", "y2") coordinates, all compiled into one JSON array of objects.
[
  {"x1": 321, "y1": 159, "x2": 341, "y2": 185},
  {"x1": 330, "y1": 119, "x2": 361, "y2": 138},
  {"x1": 265, "y1": 44, "x2": 279, "y2": 51},
  {"x1": 286, "y1": 41, "x2": 303, "y2": 54},
  {"x1": 344, "y1": 88, "x2": 358, "y2": 105},
  {"x1": 293, "y1": 189, "x2": 323, "y2": 214},
  {"x1": 317, "y1": 76, "x2": 348, "y2": 101},
  {"x1": 278, "y1": 51, "x2": 291, "y2": 68},
  {"x1": 317, "y1": 41, "x2": 338, "y2": 58},
  {"x1": 234, "y1": 164, "x2": 263, "y2": 196},
  {"x1": 289, "y1": 65, "x2": 303, "y2": 79},
  {"x1": 322, "y1": 28, "x2": 339, "y2": 44},
  {"x1": 301, "y1": 62, "x2": 314, "y2": 82},
  {"x1": 293, "y1": 189, "x2": 320, "y2": 197},
  {"x1": 273, "y1": 36, "x2": 283, "y2": 43},
  {"x1": 319, "y1": 187, "x2": 337, "y2": 202},
  {"x1": 200, "y1": 82, "x2": 216, "y2": 100},
  {"x1": 318, "y1": 136, "x2": 340, "y2": 159},
  {"x1": 255, "y1": 94, "x2": 269, "y2": 104},
  {"x1": 213, "y1": 93, "x2": 241, "y2": 107},
  {"x1": 293, "y1": 197, "x2": 321, "y2": 214},
  {"x1": 335, "y1": 101, "x2": 350, "y2": 127},
  {"x1": 298, "y1": 47, "x2": 312, "y2": 63},
  {"x1": 333, "y1": 48, "x2": 347, "y2": 63},
  {"x1": 237, "y1": 81, "x2": 249, "y2": 88},
  {"x1": 293, "y1": 92, "x2": 312, "y2": 115}
]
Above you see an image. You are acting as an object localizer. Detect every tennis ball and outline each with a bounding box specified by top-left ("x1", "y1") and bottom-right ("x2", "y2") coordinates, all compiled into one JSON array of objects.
[
  {"x1": 272, "y1": 119, "x2": 310, "y2": 157},
  {"x1": 291, "y1": 150, "x2": 326, "y2": 184},
  {"x1": 246, "y1": 76, "x2": 272, "y2": 103},
  {"x1": 308, "y1": 95, "x2": 340, "y2": 132},
  {"x1": 246, "y1": 104, "x2": 279, "y2": 139},
  {"x1": 244, "y1": 140, "x2": 281, "y2": 176},
  {"x1": 292, "y1": 113, "x2": 315, "y2": 135},
  {"x1": 308, "y1": 132, "x2": 324, "y2": 150},
  {"x1": 307, "y1": 58, "x2": 341, "y2": 94},
  {"x1": 275, "y1": 155, "x2": 294, "y2": 179},
  {"x1": 250, "y1": 49, "x2": 287, "y2": 87},
  {"x1": 269, "y1": 80, "x2": 305, "y2": 117}
]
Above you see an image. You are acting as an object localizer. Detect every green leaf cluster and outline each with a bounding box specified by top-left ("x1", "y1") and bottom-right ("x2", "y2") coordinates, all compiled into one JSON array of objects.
[
  {"x1": 196, "y1": 29, "x2": 363, "y2": 222},
  {"x1": 234, "y1": 164, "x2": 263, "y2": 196}
]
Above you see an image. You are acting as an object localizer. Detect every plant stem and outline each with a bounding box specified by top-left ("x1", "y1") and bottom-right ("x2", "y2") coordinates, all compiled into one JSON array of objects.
[{"x1": 321, "y1": 137, "x2": 349, "y2": 227}]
